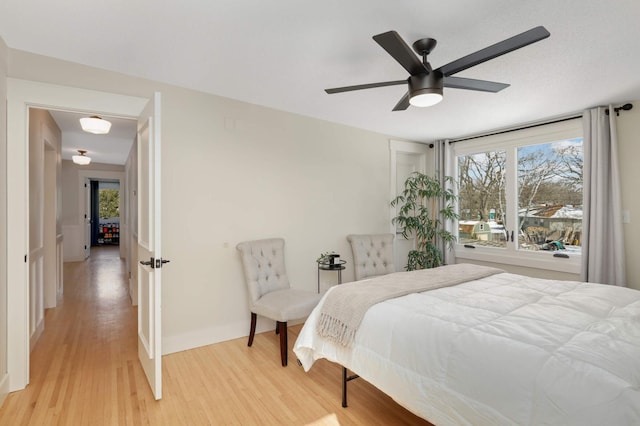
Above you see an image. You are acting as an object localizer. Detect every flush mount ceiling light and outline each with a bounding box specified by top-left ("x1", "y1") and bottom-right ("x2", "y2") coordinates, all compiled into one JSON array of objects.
[
  {"x1": 72, "y1": 150, "x2": 91, "y2": 165},
  {"x1": 79, "y1": 115, "x2": 112, "y2": 134}
]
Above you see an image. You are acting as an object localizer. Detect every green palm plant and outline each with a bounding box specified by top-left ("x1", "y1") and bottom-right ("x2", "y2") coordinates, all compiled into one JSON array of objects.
[{"x1": 391, "y1": 172, "x2": 458, "y2": 270}]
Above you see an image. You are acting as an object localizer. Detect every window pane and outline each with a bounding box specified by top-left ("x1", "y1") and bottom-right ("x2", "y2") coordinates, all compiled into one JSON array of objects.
[
  {"x1": 458, "y1": 150, "x2": 507, "y2": 248},
  {"x1": 517, "y1": 138, "x2": 583, "y2": 253}
]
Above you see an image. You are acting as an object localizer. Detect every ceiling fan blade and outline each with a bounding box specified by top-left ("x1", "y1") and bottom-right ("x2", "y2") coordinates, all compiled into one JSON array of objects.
[
  {"x1": 437, "y1": 26, "x2": 550, "y2": 77},
  {"x1": 373, "y1": 31, "x2": 428, "y2": 76},
  {"x1": 392, "y1": 93, "x2": 411, "y2": 111},
  {"x1": 325, "y1": 80, "x2": 406, "y2": 94},
  {"x1": 444, "y1": 76, "x2": 509, "y2": 92}
]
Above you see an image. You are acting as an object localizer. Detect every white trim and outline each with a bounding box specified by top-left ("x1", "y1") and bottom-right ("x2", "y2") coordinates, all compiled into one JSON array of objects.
[
  {"x1": 6, "y1": 78, "x2": 147, "y2": 392},
  {"x1": 388, "y1": 139, "x2": 431, "y2": 233},
  {"x1": 162, "y1": 317, "x2": 303, "y2": 355},
  {"x1": 454, "y1": 245, "x2": 581, "y2": 274}
]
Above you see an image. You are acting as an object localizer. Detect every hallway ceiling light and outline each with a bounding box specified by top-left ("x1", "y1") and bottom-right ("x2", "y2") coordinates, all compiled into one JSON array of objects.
[
  {"x1": 79, "y1": 115, "x2": 112, "y2": 134},
  {"x1": 72, "y1": 150, "x2": 91, "y2": 165}
]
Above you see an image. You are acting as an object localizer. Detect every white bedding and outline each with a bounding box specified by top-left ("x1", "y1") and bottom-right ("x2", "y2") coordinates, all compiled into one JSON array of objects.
[{"x1": 293, "y1": 271, "x2": 640, "y2": 425}]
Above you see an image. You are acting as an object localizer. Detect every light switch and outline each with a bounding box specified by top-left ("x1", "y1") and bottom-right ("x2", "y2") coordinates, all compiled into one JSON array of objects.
[{"x1": 622, "y1": 209, "x2": 631, "y2": 224}]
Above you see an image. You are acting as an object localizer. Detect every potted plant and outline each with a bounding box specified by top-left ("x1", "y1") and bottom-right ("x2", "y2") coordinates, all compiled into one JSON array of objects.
[
  {"x1": 391, "y1": 172, "x2": 458, "y2": 270},
  {"x1": 316, "y1": 251, "x2": 340, "y2": 268}
]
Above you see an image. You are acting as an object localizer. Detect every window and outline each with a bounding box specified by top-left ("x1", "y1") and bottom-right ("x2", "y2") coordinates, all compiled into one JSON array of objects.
[{"x1": 449, "y1": 118, "x2": 583, "y2": 273}]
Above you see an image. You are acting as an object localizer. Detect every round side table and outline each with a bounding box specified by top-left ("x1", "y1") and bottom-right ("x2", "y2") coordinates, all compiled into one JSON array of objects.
[{"x1": 317, "y1": 260, "x2": 346, "y2": 293}]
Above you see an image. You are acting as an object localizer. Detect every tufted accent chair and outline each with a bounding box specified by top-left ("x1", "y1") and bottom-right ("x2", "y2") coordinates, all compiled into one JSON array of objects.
[
  {"x1": 347, "y1": 233, "x2": 395, "y2": 281},
  {"x1": 236, "y1": 238, "x2": 321, "y2": 366}
]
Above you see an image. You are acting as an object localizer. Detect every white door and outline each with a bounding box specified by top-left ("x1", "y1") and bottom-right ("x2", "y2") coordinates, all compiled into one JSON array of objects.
[
  {"x1": 390, "y1": 141, "x2": 430, "y2": 271},
  {"x1": 84, "y1": 178, "x2": 91, "y2": 259},
  {"x1": 137, "y1": 92, "x2": 163, "y2": 400}
]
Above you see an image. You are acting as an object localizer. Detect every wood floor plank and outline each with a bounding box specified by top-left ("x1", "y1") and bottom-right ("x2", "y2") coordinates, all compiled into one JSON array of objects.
[{"x1": 0, "y1": 246, "x2": 433, "y2": 425}]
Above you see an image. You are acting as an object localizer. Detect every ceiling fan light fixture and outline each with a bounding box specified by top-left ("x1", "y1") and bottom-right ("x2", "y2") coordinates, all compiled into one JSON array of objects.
[
  {"x1": 409, "y1": 90, "x2": 443, "y2": 107},
  {"x1": 72, "y1": 149, "x2": 91, "y2": 165},
  {"x1": 408, "y1": 73, "x2": 444, "y2": 108},
  {"x1": 79, "y1": 115, "x2": 112, "y2": 134}
]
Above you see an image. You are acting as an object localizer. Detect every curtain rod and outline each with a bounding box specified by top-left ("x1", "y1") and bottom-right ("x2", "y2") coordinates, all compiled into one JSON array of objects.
[
  {"x1": 448, "y1": 115, "x2": 581, "y2": 144},
  {"x1": 448, "y1": 102, "x2": 633, "y2": 144},
  {"x1": 605, "y1": 102, "x2": 633, "y2": 116}
]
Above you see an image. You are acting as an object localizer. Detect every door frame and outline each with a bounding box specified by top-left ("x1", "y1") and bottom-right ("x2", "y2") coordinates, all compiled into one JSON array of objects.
[
  {"x1": 79, "y1": 173, "x2": 125, "y2": 256},
  {"x1": 6, "y1": 78, "x2": 148, "y2": 391}
]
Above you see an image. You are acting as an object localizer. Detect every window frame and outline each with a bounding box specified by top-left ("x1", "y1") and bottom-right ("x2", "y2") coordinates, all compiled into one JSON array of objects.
[{"x1": 448, "y1": 118, "x2": 583, "y2": 274}]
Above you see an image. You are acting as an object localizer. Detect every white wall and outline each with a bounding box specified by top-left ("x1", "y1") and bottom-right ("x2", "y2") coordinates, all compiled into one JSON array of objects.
[
  {"x1": 0, "y1": 35, "x2": 9, "y2": 405},
  {"x1": 159, "y1": 89, "x2": 394, "y2": 351}
]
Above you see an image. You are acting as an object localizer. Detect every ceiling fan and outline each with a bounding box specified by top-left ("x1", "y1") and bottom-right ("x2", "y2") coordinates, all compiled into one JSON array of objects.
[{"x1": 325, "y1": 26, "x2": 550, "y2": 111}]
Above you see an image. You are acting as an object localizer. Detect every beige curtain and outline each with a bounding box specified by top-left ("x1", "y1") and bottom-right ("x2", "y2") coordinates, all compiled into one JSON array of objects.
[{"x1": 581, "y1": 106, "x2": 626, "y2": 286}]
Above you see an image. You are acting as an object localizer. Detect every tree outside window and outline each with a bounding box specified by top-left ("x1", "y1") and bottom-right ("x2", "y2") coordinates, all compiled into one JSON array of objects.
[
  {"x1": 457, "y1": 137, "x2": 583, "y2": 253},
  {"x1": 99, "y1": 189, "x2": 119, "y2": 219}
]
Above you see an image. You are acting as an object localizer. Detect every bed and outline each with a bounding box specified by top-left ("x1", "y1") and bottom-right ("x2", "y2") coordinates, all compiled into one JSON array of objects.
[{"x1": 293, "y1": 264, "x2": 640, "y2": 425}]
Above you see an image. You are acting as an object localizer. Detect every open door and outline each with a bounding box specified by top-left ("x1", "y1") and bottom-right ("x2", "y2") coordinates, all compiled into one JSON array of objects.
[{"x1": 137, "y1": 92, "x2": 164, "y2": 400}]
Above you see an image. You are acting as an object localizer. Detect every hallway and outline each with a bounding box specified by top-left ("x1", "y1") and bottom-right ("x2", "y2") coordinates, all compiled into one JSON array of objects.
[{"x1": 0, "y1": 246, "x2": 151, "y2": 425}]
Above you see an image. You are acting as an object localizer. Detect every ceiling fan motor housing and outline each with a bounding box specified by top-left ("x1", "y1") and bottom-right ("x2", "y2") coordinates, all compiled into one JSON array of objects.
[{"x1": 409, "y1": 72, "x2": 443, "y2": 98}]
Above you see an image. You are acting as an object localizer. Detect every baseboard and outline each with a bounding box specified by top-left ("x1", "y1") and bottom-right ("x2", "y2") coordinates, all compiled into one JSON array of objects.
[
  {"x1": 0, "y1": 372, "x2": 9, "y2": 408},
  {"x1": 30, "y1": 317, "x2": 45, "y2": 351},
  {"x1": 162, "y1": 320, "x2": 249, "y2": 355},
  {"x1": 162, "y1": 317, "x2": 305, "y2": 355}
]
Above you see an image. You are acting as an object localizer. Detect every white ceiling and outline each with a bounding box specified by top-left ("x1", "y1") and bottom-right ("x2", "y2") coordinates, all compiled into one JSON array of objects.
[
  {"x1": 47, "y1": 110, "x2": 137, "y2": 165},
  {"x1": 2, "y1": 1, "x2": 640, "y2": 165}
]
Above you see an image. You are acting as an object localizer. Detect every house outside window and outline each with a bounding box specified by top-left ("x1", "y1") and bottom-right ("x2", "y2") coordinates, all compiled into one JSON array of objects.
[{"x1": 449, "y1": 118, "x2": 583, "y2": 273}]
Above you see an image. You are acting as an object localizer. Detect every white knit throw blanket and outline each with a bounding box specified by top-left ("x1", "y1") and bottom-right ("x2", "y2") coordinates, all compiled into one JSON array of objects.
[{"x1": 317, "y1": 263, "x2": 503, "y2": 347}]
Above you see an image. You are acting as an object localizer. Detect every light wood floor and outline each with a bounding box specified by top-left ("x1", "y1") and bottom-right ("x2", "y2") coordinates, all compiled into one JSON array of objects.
[{"x1": 0, "y1": 246, "x2": 433, "y2": 425}]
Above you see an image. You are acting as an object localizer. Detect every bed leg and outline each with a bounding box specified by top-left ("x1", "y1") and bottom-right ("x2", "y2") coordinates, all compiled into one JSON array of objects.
[
  {"x1": 341, "y1": 367, "x2": 360, "y2": 408},
  {"x1": 342, "y1": 367, "x2": 348, "y2": 407}
]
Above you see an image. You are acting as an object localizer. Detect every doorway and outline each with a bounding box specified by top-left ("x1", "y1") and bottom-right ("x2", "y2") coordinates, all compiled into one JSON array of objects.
[
  {"x1": 27, "y1": 108, "x2": 131, "y2": 384},
  {"x1": 6, "y1": 79, "x2": 148, "y2": 392},
  {"x1": 91, "y1": 180, "x2": 121, "y2": 247},
  {"x1": 389, "y1": 140, "x2": 432, "y2": 271}
]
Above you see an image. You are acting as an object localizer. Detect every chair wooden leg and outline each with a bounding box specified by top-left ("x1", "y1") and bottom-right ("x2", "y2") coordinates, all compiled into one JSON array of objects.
[
  {"x1": 248, "y1": 312, "x2": 257, "y2": 347},
  {"x1": 278, "y1": 321, "x2": 288, "y2": 366}
]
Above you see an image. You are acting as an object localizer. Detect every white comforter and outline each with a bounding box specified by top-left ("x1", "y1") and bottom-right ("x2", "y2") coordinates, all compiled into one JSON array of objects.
[{"x1": 293, "y1": 272, "x2": 640, "y2": 425}]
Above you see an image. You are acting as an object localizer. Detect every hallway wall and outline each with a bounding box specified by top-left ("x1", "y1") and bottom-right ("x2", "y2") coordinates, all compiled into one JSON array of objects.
[{"x1": 28, "y1": 108, "x2": 62, "y2": 348}]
